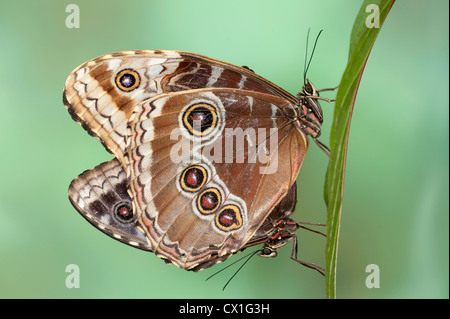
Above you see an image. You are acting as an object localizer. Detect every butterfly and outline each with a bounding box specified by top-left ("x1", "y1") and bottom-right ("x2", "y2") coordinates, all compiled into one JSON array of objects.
[{"x1": 64, "y1": 49, "x2": 334, "y2": 273}]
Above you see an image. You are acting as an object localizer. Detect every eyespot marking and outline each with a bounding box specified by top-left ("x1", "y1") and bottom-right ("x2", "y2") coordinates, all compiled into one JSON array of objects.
[
  {"x1": 197, "y1": 188, "x2": 221, "y2": 215},
  {"x1": 215, "y1": 205, "x2": 242, "y2": 231},
  {"x1": 182, "y1": 103, "x2": 217, "y2": 137},
  {"x1": 114, "y1": 203, "x2": 134, "y2": 223},
  {"x1": 180, "y1": 165, "x2": 207, "y2": 192},
  {"x1": 115, "y1": 69, "x2": 140, "y2": 92}
]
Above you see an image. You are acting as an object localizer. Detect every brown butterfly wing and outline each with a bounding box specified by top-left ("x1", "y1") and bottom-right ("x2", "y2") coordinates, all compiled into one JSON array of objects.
[
  {"x1": 191, "y1": 182, "x2": 298, "y2": 271},
  {"x1": 63, "y1": 50, "x2": 298, "y2": 161},
  {"x1": 68, "y1": 159, "x2": 151, "y2": 250},
  {"x1": 242, "y1": 182, "x2": 297, "y2": 249},
  {"x1": 125, "y1": 88, "x2": 307, "y2": 270}
]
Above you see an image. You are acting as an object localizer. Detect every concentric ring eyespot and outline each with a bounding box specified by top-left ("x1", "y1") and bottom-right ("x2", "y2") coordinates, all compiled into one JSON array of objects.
[
  {"x1": 115, "y1": 69, "x2": 141, "y2": 92},
  {"x1": 180, "y1": 165, "x2": 207, "y2": 192},
  {"x1": 182, "y1": 103, "x2": 217, "y2": 137},
  {"x1": 197, "y1": 188, "x2": 221, "y2": 215},
  {"x1": 215, "y1": 205, "x2": 243, "y2": 231},
  {"x1": 114, "y1": 202, "x2": 135, "y2": 223}
]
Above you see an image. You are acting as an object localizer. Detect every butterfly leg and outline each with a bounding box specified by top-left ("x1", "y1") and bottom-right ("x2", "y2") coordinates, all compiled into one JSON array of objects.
[
  {"x1": 312, "y1": 85, "x2": 339, "y2": 103},
  {"x1": 290, "y1": 235, "x2": 326, "y2": 276},
  {"x1": 296, "y1": 221, "x2": 327, "y2": 237},
  {"x1": 313, "y1": 138, "x2": 331, "y2": 158},
  {"x1": 311, "y1": 96, "x2": 336, "y2": 103},
  {"x1": 316, "y1": 84, "x2": 340, "y2": 93}
]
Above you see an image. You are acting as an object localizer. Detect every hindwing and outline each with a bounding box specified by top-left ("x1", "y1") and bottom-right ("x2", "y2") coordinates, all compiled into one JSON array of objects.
[
  {"x1": 68, "y1": 159, "x2": 150, "y2": 250},
  {"x1": 124, "y1": 88, "x2": 307, "y2": 269}
]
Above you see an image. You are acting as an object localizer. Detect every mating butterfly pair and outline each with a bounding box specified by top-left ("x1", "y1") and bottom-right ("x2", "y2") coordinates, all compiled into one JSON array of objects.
[{"x1": 64, "y1": 50, "x2": 333, "y2": 273}]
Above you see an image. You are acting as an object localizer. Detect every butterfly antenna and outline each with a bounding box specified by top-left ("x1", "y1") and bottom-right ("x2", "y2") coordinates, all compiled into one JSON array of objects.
[
  {"x1": 303, "y1": 28, "x2": 311, "y2": 85},
  {"x1": 221, "y1": 250, "x2": 260, "y2": 290},
  {"x1": 304, "y1": 30, "x2": 323, "y2": 83},
  {"x1": 205, "y1": 249, "x2": 259, "y2": 284}
]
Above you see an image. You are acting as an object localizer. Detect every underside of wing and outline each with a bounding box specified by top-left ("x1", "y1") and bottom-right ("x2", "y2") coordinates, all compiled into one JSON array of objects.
[
  {"x1": 124, "y1": 87, "x2": 307, "y2": 270},
  {"x1": 63, "y1": 50, "x2": 298, "y2": 160},
  {"x1": 68, "y1": 159, "x2": 151, "y2": 251}
]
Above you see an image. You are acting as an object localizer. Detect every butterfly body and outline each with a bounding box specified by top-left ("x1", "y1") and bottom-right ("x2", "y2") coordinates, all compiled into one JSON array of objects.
[{"x1": 64, "y1": 50, "x2": 325, "y2": 271}]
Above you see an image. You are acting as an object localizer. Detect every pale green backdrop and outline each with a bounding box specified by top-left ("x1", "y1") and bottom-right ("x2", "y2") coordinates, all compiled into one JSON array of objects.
[{"x1": 0, "y1": 0, "x2": 448, "y2": 298}]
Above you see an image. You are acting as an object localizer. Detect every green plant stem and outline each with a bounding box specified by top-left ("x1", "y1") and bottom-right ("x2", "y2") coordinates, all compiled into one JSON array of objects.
[{"x1": 324, "y1": 0, "x2": 396, "y2": 299}]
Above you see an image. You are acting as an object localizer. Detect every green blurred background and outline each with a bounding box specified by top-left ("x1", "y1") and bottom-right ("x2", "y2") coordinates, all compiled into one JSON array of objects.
[{"x1": 0, "y1": 0, "x2": 448, "y2": 299}]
